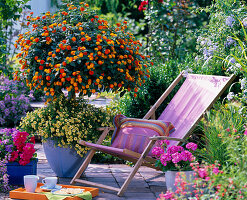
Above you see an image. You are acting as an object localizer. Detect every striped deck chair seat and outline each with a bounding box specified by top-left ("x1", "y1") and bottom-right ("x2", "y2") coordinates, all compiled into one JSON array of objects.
[{"x1": 81, "y1": 114, "x2": 175, "y2": 158}]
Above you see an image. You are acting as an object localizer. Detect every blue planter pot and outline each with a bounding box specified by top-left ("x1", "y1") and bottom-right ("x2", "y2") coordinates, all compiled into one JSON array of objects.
[
  {"x1": 43, "y1": 139, "x2": 86, "y2": 178},
  {"x1": 7, "y1": 158, "x2": 38, "y2": 185}
]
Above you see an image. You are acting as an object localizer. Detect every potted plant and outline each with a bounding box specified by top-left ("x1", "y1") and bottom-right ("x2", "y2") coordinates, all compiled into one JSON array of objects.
[
  {"x1": 152, "y1": 140, "x2": 198, "y2": 192},
  {"x1": 0, "y1": 128, "x2": 37, "y2": 185},
  {"x1": 19, "y1": 95, "x2": 115, "y2": 177},
  {"x1": 14, "y1": 1, "x2": 150, "y2": 101},
  {"x1": 15, "y1": 1, "x2": 150, "y2": 177}
]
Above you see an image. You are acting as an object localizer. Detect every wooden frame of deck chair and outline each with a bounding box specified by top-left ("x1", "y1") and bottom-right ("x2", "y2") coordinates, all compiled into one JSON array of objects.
[{"x1": 70, "y1": 71, "x2": 235, "y2": 196}]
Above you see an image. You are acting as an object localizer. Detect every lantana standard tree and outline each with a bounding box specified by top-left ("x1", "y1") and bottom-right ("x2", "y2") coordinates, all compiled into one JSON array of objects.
[{"x1": 14, "y1": 1, "x2": 151, "y2": 102}]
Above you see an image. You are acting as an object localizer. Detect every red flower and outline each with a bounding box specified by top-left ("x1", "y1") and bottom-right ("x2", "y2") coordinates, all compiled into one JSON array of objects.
[
  {"x1": 62, "y1": 27, "x2": 66, "y2": 31},
  {"x1": 30, "y1": 136, "x2": 35, "y2": 144},
  {"x1": 9, "y1": 151, "x2": 19, "y2": 162},
  {"x1": 39, "y1": 65, "x2": 44, "y2": 70}
]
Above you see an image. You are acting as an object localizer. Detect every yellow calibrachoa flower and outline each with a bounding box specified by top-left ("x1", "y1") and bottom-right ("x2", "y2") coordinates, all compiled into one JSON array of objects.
[{"x1": 19, "y1": 95, "x2": 116, "y2": 157}]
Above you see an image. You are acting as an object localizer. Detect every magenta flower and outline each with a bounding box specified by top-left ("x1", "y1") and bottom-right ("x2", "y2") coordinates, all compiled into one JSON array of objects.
[
  {"x1": 185, "y1": 142, "x2": 197, "y2": 151},
  {"x1": 198, "y1": 168, "x2": 208, "y2": 178},
  {"x1": 152, "y1": 147, "x2": 164, "y2": 158},
  {"x1": 167, "y1": 146, "x2": 184, "y2": 154},
  {"x1": 213, "y1": 167, "x2": 219, "y2": 175},
  {"x1": 171, "y1": 152, "x2": 182, "y2": 163},
  {"x1": 180, "y1": 150, "x2": 193, "y2": 161}
]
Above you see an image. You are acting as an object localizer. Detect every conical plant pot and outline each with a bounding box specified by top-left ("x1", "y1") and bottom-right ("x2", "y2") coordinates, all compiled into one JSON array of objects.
[{"x1": 43, "y1": 139, "x2": 87, "y2": 178}]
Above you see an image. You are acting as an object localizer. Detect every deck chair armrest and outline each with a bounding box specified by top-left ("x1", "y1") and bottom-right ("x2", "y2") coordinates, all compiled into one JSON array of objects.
[
  {"x1": 149, "y1": 136, "x2": 186, "y2": 143},
  {"x1": 94, "y1": 127, "x2": 114, "y2": 145},
  {"x1": 97, "y1": 127, "x2": 115, "y2": 131}
]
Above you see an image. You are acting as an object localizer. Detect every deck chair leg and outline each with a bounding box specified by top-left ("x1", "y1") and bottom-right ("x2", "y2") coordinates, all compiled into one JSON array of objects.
[
  {"x1": 70, "y1": 149, "x2": 97, "y2": 185},
  {"x1": 71, "y1": 127, "x2": 111, "y2": 185},
  {"x1": 117, "y1": 140, "x2": 156, "y2": 196}
]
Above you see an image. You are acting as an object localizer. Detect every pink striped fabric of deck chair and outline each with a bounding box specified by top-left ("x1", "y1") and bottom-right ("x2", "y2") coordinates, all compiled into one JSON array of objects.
[
  {"x1": 80, "y1": 114, "x2": 175, "y2": 158},
  {"x1": 157, "y1": 73, "x2": 235, "y2": 146}
]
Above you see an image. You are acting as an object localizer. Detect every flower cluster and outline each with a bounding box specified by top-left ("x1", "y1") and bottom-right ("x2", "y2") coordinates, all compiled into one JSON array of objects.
[
  {"x1": 0, "y1": 128, "x2": 36, "y2": 166},
  {"x1": 152, "y1": 141, "x2": 197, "y2": 172},
  {"x1": 157, "y1": 161, "x2": 247, "y2": 200},
  {"x1": 138, "y1": 1, "x2": 148, "y2": 12},
  {"x1": 196, "y1": 36, "x2": 218, "y2": 60},
  {"x1": 19, "y1": 95, "x2": 115, "y2": 157},
  {"x1": 0, "y1": 94, "x2": 30, "y2": 127},
  {"x1": 14, "y1": 1, "x2": 151, "y2": 102}
]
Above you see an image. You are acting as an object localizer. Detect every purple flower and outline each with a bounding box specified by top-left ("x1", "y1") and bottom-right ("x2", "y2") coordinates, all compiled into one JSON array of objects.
[
  {"x1": 5, "y1": 144, "x2": 13, "y2": 153},
  {"x1": 186, "y1": 142, "x2": 197, "y2": 151},
  {"x1": 225, "y1": 16, "x2": 235, "y2": 27},
  {"x1": 4, "y1": 108, "x2": 10, "y2": 118},
  {"x1": 0, "y1": 101, "x2": 5, "y2": 109}
]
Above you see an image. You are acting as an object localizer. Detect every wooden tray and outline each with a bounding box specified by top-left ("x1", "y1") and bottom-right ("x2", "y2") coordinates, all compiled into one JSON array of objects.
[{"x1": 9, "y1": 182, "x2": 99, "y2": 200}]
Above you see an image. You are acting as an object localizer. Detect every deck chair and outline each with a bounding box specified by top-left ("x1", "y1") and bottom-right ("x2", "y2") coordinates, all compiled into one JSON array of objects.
[{"x1": 71, "y1": 71, "x2": 235, "y2": 196}]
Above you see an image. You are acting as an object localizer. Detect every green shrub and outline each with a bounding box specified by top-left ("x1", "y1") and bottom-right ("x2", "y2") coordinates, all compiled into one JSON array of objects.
[{"x1": 114, "y1": 60, "x2": 181, "y2": 118}]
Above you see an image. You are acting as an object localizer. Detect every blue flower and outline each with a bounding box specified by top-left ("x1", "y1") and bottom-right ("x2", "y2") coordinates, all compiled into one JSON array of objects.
[
  {"x1": 225, "y1": 16, "x2": 235, "y2": 27},
  {"x1": 227, "y1": 92, "x2": 235, "y2": 101},
  {"x1": 225, "y1": 37, "x2": 235, "y2": 47},
  {"x1": 229, "y1": 58, "x2": 236, "y2": 64}
]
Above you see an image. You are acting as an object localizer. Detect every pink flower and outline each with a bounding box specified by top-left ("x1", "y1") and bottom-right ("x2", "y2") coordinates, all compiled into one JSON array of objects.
[
  {"x1": 171, "y1": 152, "x2": 182, "y2": 163},
  {"x1": 180, "y1": 150, "x2": 193, "y2": 161},
  {"x1": 159, "y1": 139, "x2": 170, "y2": 146},
  {"x1": 198, "y1": 168, "x2": 208, "y2": 178},
  {"x1": 226, "y1": 128, "x2": 230, "y2": 132},
  {"x1": 160, "y1": 153, "x2": 172, "y2": 163},
  {"x1": 213, "y1": 167, "x2": 219, "y2": 175},
  {"x1": 160, "y1": 191, "x2": 174, "y2": 199},
  {"x1": 244, "y1": 129, "x2": 247, "y2": 136},
  {"x1": 152, "y1": 147, "x2": 164, "y2": 158},
  {"x1": 167, "y1": 146, "x2": 184, "y2": 154},
  {"x1": 185, "y1": 142, "x2": 197, "y2": 151}
]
